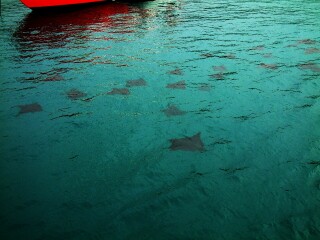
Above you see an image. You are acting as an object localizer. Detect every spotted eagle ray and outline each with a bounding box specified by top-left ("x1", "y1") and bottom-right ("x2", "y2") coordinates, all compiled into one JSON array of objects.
[
  {"x1": 262, "y1": 53, "x2": 273, "y2": 58},
  {"x1": 43, "y1": 74, "x2": 64, "y2": 82},
  {"x1": 162, "y1": 104, "x2": 186, "y2": 117},
  {"x1": 250, "y1": 45, "x2": 264, "y2": 51},
  {"x1": 299, "y1": 63, "x2": 320, "y2": 72},
  {"x1": 209, "y1": 73, "x2": 225, "y2": 80},
  {"x1": 67, "y1": 89, "x2": 87, "y2": 100},
  {"x1": 298, "y1": 39, "x2": 317, "y2": 45},
  {"x1": 17, "y1": 103, "x2": 42, "y2": 115},
  {"x1": 213, "y1": 65, "x2": 227, "y2": 72},
  {"x1": 305, "y1": 48, "x2": 320, "y2": 54},
  {"x1": 166, "y1": 80, "x2": 186, "y2": 89},
  {"x1": 259, "y1": 63, "x2": 278, "y2": 70},
  {"x1": 107, "y1": 88, "x2": 130, "y2": 95},
  {"x1": 200, "y1": 53, "x2": 214, "y2": 58},
  {"x1": 167, "y1": 68, "x2": 183, "y2": 75},
  {"x1": 169, "y1": 132, "x2": 205, "y2": 152},
  {"x1": 220, "y1": 54, "x2": 236, "y2": 59},
  {"x1": 126, "y1": 78, "x2": 147, "y2": 87}
]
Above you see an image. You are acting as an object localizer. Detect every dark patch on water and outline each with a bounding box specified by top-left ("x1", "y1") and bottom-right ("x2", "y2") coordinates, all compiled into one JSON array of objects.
[
  {"x1": 248, "y1": 87, "x2": 263, "y2": 92},
  {"x1": 42, "y1": 74, "x2": 64, "y2": 82},
  {"x1": 82, "y1": 96, "x2": 97, "y2": 102},
  {"x1": 296, "y1": 103, "x2": 313, "y2": 109},
  {"x1": 306, "y1": 95, "x2": 320, "y2": 99},
  {"x1": 218, "y1": 54, "x2": 236, "y2": 59},
  {"x1": 200, "y1": 53, "x2": 214, "y2": 58},
  {"x1": 234, "y1": 114, "x2": 257, "y2": 121},
  {"x1": 306, "y1": 160, "x2": 320, "y2": 166},
  {"x1": 15, "y1": 86, "x2": 37, "y2": 91},
  {"x1": 190, "y1": 171, "x2": 204, "y2": 176},
  {"x1": 198, "y1": 83, "x2": 211, "y2": 91},
  {"x1": 220, "y1": 166, "x2": 249, "y2": 174},
  {"x1": 214, "y1": 139, "x2": 232, "y2": 145},
  {"x1": 194, "y1": 108, "x2": 211, "y2": 114},
  {"x1": 69, "y1": 155, "x2": 79, "y2": 160},
  {"x1": 279, "y1": 89, "x2": 301, "y2": 93},
  {"x1": 286, "y1": 43, "x2": 298, "y2": 48}
]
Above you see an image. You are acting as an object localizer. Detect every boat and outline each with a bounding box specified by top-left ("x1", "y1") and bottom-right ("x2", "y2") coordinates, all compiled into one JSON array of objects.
[{"x1": 20, "y1": 0, "x2": 107, "y2": 9}]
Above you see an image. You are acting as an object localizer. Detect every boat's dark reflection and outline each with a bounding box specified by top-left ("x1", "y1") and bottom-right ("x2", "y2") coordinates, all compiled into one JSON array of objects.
[
  {"x1": 14, "y1": 1, "x2": 181, "y2": 51},
  {"x1": 14, "y1": 2, "x2": 135, "y2": 50}
]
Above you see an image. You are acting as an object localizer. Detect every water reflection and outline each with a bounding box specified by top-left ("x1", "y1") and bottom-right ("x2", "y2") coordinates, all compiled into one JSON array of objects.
[
  {"x1": 13, "y1": 3, "x2": 131, "y2": 49},
  {"x1": 13, "y1": 0, "x2": 181, "y2": 51}
]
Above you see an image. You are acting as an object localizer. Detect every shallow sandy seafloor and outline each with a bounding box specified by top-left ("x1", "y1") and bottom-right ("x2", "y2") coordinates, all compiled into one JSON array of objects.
[{"x1": 0, "y1": 0, "x2": 320, "y2": 239}]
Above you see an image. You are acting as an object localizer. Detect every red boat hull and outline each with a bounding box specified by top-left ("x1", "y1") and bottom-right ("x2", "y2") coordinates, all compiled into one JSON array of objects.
[{"x1": 20, "y1": 0, "x2": 106, "y2": 9}]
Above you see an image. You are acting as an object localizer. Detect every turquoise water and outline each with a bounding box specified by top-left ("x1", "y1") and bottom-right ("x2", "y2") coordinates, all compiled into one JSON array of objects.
[{"x1": 1, "y1": 0, "x2": 320, "y2": 239}]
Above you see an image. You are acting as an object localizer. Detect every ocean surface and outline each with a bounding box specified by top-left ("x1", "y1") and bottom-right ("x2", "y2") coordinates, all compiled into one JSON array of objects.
[{"x1": 1, "y1": 0, "x2": 320, "y2": 239}]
